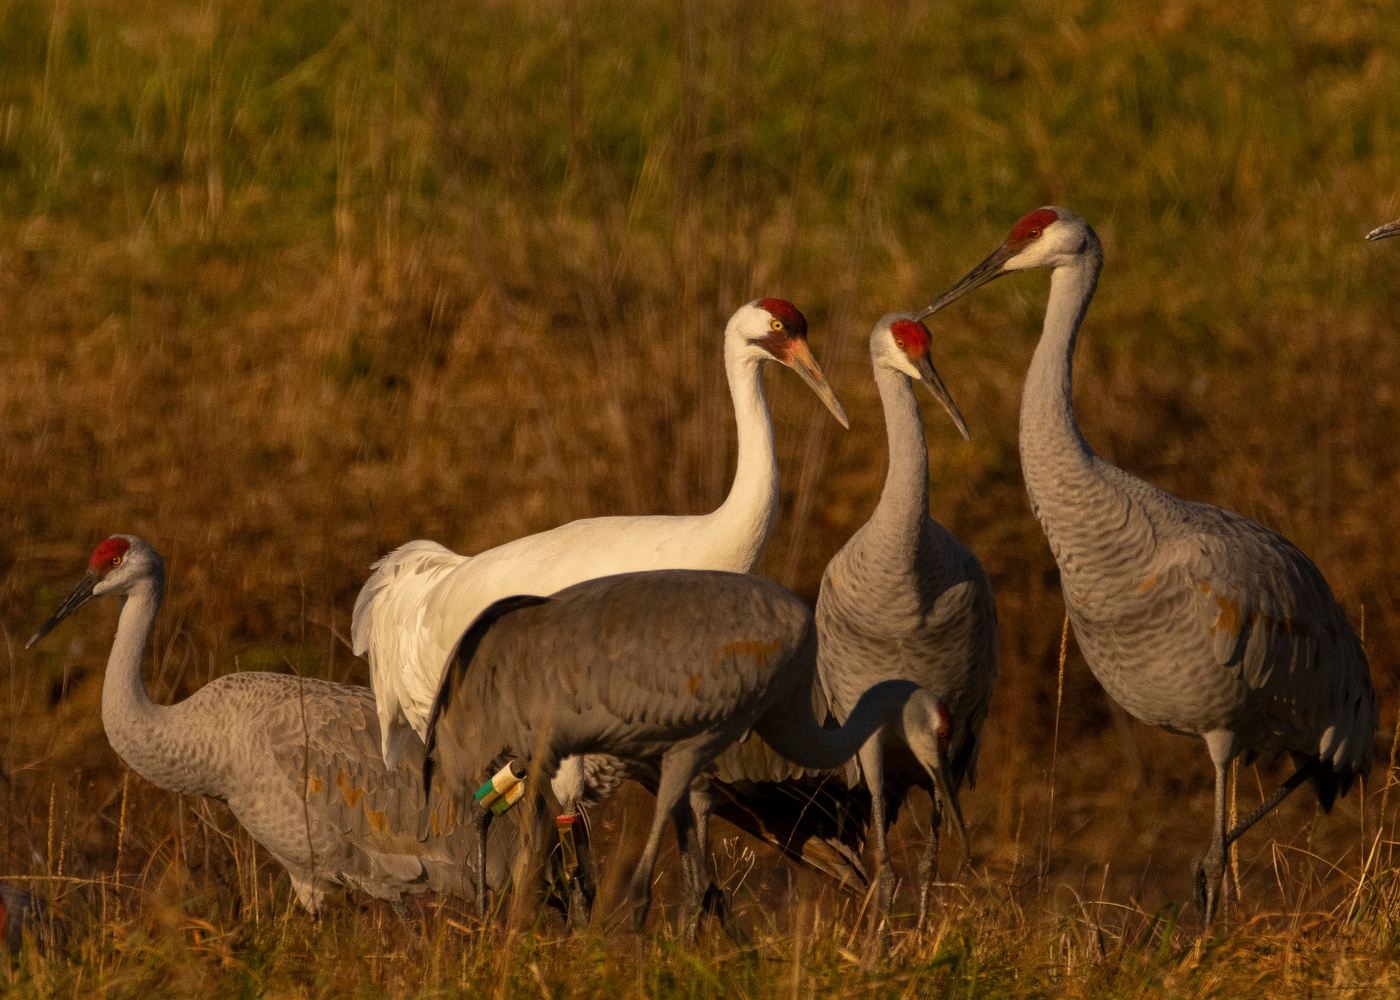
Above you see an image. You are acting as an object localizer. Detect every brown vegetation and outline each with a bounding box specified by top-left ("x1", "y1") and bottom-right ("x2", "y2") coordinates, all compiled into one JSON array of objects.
[{"x1": 1, "y1": 0, "x2": 1399, "y2": 993}]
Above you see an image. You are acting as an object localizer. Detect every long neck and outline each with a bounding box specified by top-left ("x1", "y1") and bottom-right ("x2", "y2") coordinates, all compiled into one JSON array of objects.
[
  {"x1": 1018, "y1": 247, "x2": 1142, "y2": 580},
  {"x1": 867, "y1": 364, "x2": 929, "y2": 556},
  {"x1": 707, "y1": 344, "x2": 780, "y2": 571},
  {"x1": 101, "y1": 575, "x2": 223, "y2": 797},
  {"x1": 757, "y1": 678, "x2": 919, "y2": 770},
  {"x1": 1019, "y1": 250, "x2": 1099, "y2": 480}
]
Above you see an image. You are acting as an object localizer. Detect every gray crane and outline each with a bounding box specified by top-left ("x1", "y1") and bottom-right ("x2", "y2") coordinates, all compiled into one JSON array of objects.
[
  {"x1": 815, "y1": 312, "x2": 996, "y2": 926},
  {"x1": 27, "y1": 535, "x2": 513, "y2": 914},
  {"x1": 1368, "y1": 219, "x2": 1400, "y2": 241},
  {"x1": 422, "y1": 569, "x2": 947, "y2": 936},
  {"x1": 918, "y1": 207, "x2": 1377, "y2": 923}
]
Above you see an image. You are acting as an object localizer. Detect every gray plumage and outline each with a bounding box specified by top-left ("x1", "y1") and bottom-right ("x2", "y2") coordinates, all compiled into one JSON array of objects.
[
  {"x1": 422, "y1": 569, "x2": 936, "y2": 936},
  {"x1": 815, "y1": 312, "x2": 997, "y2": 925},
  {"x1": 27, "y1": 535, "x2": 509, "y2": 915},
  {"x1": 921, "y1": 207, "x2": 1377, "y2": 923}
]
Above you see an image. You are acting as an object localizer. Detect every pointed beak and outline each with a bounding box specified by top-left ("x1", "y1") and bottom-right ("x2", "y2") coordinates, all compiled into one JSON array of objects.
[
  {"x1": 915, "y1": 243, "x2": 1016, "y2": 320},
  {"x1": 1367, "y1": 219, "x2": 1400, "y2": 242},
  {"x1": 27, "y1": 572, "x2": 99, "y2": 649},
  {"x1": 787, "y1": 339, "x2": 850, "y2": 429},
  {"x1": 912, "y1": 353, "x2": 970, "y2": 441},
  {"x1": 929, "y1": 742, "x2": 972, "y2": 869}
]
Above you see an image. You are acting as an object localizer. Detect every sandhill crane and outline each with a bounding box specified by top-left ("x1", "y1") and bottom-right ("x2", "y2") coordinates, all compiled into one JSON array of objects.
[
  {"x1": 815, "y1": 312, "x2": 996, "y2": 926},
  {"x1": 27, "y1": 535, "x2": 513, "y2": 915},
  {"x1": 422, "y1": 569, "x2": 949, "y2": 936},
  {"x1": 1368, "y1": 219, "x2": 1400, "y2": 241},
  {"x1": 918, "y1": 207, "x2": 1377, "y2": 923}
]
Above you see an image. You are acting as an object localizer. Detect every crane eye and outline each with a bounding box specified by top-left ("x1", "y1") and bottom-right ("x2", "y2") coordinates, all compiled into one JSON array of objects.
[
  {"x1": 769, "y1": 318, "x2": 784, "y2": 333},
  {"x1": 111, "y1": 555, "x2": 123, "y2": 567},
  {"x1": 894, "y1": 336, "x2": 905, "y2": 349},
  {"x1": 1029, "y1": 228, "x2": 1042, "y2": 239}
]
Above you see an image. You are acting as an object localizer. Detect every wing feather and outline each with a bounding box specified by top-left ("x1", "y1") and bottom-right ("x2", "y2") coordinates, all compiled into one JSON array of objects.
[
  {"x1": 352, "y1": 541, "x2": 470, "y2": 764},
  {"x1": 1161, "y1": 503, "x2": 1375, "y2": 774}
]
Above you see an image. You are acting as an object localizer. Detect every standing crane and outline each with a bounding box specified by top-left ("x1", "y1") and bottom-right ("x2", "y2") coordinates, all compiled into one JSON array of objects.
[
  {"x1": 917, "y1": 207, "x2": 1377, "y2": 923},
  {"x1": 815, "y1": 312, "x2": 996, "y2": 926},
  {"x1": 1368, "y1": 219, "x2": 1400, "y2": 241},
  {"x1": 422, "y1": 569, "x2": 951, "y2": 937},
  {"x1": 27, "y1": 535, "x2": 512, "y2": 915},
  {"x1": 354, "y1": 298, "x2": 847, "y2": 763},
  {"x1": 352, "y1": 299, "x2": 867, "y2": 895}
]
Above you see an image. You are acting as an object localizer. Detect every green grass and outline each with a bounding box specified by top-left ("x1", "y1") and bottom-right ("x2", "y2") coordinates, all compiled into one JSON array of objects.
[{"x1": 1, "y1": 0, "x2": 1400, "y2": 994}]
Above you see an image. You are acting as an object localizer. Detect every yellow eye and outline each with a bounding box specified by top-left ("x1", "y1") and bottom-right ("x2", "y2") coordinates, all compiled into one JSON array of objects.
[
  {"x1": 1029, "y1": 228, "x2": 1042, "y2": 239},
  {"x1": 111, "y1": 555, "x2": 123, "y2": 567},
  {"x1": 769, "y1": 318, "x2": 784, "y2": 333}
]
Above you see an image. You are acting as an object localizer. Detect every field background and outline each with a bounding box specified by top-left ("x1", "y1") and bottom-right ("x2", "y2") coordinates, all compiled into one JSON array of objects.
[{"x1": 1, "y1": 0, "x2": 1399, "y2": 995}]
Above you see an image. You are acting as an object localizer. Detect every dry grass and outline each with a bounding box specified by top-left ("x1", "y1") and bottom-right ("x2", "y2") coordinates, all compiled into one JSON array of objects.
[{"x1": 2, "y1": 0, "x2": 1400, "y2": 994}]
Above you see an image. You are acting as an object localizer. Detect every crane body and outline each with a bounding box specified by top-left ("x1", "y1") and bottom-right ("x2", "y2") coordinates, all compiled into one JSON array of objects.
[
  {"x1": 816, "y1": 313, "x2": 996, "y2": 925},
  {"x1": 28, "y1": 535, "x2": 510, "y2": 914},
  {"x1": 422, "y1": 569, "x2": 942, "y2": 935},
  {"x1": 920, "y1": 207, "x2": 1377, "y2": 923}
]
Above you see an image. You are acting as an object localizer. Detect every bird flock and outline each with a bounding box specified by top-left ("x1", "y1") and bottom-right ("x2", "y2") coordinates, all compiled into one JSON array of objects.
[{"x1": 23, "y1": 210, "x2": 1397, "y2": 942}]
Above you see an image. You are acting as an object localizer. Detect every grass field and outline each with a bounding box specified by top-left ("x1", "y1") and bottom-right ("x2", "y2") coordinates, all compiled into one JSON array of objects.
[{"x1": 2, "y1": 0, "x2": 1400, "y2": 994}]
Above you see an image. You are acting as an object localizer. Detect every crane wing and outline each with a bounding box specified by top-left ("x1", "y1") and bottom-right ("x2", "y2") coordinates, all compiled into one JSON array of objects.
[
  {"x1": 1159, "y1": 503, "x2": 1375, "y2": 774},
  {"x1": 260, "y1": 678, "x2": 468, "y2": 884}
]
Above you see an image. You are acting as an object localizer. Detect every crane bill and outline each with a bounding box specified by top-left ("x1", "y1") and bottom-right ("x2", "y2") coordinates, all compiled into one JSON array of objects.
[
  {"x1": 1366, "y1": 219, "x2": 1400, "y2": 242},
  {"x1": 929, "y1": 748, "x2": 972, "y2": 868},
  {"x1": 916, "y1": 243, "x2": 1016, "y2": 320},
  {"x1": 27, "y1": 572, "x2": 99, "y2": 649},
  {"x1": 787, "y1": 339, "x2": 850, "y2": 428},
  {"x1": 914, "y1": 354, "x2": 971, "y2": 441}
]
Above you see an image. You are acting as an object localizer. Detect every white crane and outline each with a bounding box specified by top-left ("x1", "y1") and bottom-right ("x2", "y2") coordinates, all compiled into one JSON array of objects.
[
  {"x1": 918, "y1": 207, "x2": 1377, "y2": 923},
  {"x1": 27, "y1": 535, "x2": 512, "y2": 914},
  {"x1": 353, "y1": 298, "x2": 847, "y2": 776}
]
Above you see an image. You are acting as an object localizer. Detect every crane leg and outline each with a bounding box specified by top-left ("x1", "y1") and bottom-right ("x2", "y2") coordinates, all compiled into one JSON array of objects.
[
  {"x1": 1224, "y1": 758, "x2": 1319, "y2": 850},
  {"x1": 686, "y1": 780, "x2": 745, "y2": 944},
  {"x1": 917, "y1": 790, "x2": 942, "y2": 929},
  {"x1": 539, "y1": 782, "x2": 592, "y2": 930},
  {"x1": 670, "y1": 795, "x2": 706, "y2": 944},
  {"x1": 1194, "y1": 731, "x2": 1237, "y2": 925},
  {"x1": 856, "y1": 735, "x2": 893, "y2": 933},
  {"x1": 471, "y1": 804, "x2": 493, "y2": 920},
  {"x1": 630, "y1": 751, "x2": 698, "y2": 933},
  {"x1": 567, "y1": 811, "x2": 597, "y2": 926}
]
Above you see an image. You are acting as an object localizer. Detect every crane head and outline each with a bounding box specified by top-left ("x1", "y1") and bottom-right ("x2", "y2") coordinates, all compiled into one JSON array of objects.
[
  {"x1": 26, "y1": 535, "x2": 162, "y2": 648},
  {"x1": 1367, "y1": 219, "x2": 1400, "y2": 242},
  {"x1": 915, "y1": 207, "x2": 1099, "y2": 319},
  {"x1": 871, "y1": 313, "x2": 970, "y2": 440},
  {"x1": 730, "y1": 298, "x2": 850, "y2": 428},
  {"x1": 901, "y1": 691, "x2": 970, "y2": 865}
]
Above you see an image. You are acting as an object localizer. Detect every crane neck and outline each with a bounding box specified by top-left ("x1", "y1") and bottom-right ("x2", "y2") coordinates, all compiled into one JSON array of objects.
[
  {"x1": 1018, "y1": 242, "x2": 1146, "y2": 585},
  {"x1": 709, "y1": 343, "x2": 780, "y2": 571},
  {"x1": 758, "y1": 676, "x2": 921, "y2": 770},
  {"x1": 867, "y1": 363, "x2": 930, "y2": 556},
  {"x1": 101, "y1": 573, "x2": 224, "y2": 797},
  {"x1": 1019, "y1": 248, "x2": 1100, "y2": 472}
]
